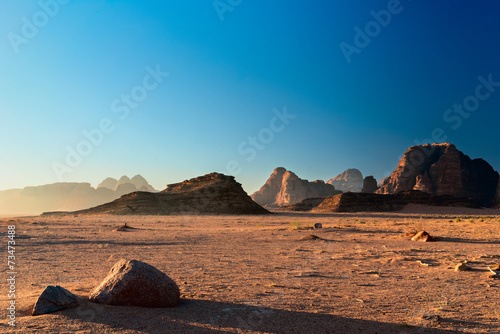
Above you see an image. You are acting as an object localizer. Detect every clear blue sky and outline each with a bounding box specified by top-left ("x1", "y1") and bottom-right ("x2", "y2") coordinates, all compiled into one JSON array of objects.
[{"x1": 1, "y1": 0, "x2": 499, "y2": 194}]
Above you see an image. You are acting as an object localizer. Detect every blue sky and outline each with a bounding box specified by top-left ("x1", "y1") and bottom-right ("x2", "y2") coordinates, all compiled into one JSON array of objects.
[{"x1": 1, "y1": 0, "x2": 499, "y2": 194}]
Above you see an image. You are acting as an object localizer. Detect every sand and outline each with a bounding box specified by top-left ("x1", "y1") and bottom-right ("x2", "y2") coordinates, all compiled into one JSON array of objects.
[{"x1": 1, "y1": 206, "x2": 500, "y2": 333}]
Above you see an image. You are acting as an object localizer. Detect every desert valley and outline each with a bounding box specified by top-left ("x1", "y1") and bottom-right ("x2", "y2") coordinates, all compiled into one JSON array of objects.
[{"x1": 1, "y1": 143, "x2": 500, "y2": 333}]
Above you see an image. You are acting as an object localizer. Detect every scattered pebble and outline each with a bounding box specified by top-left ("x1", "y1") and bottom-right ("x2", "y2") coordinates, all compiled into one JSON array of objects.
[
  {"x1": 455, "y1": 263, "x2": 471, "y2": 272},
  {"x1": 411, "y1": 231, "x2": 434, "y2": 242},
  {"x1": 300, "y1": 234, "x2": 322, "y2": 240}
]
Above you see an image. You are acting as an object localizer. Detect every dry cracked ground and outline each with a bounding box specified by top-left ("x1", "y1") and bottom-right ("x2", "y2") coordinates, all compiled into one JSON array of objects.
[{"x1": 1, "y1": 205, "x2": 500, "y2": 333}]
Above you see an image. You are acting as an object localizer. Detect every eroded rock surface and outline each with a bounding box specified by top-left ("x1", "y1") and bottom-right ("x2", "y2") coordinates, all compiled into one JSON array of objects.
[
  {"x1": 32, "y1": 286, "x2": 81, "y2": 316},
  {"x1": 89, "y1": 259, "x2": 180, "y2": 308},
  {"x1": 251, "y1": 168, "x2": 340, "y2": 208},
  {"x1": 376, "y1": 143, "x2": 499, "y2": 207}
]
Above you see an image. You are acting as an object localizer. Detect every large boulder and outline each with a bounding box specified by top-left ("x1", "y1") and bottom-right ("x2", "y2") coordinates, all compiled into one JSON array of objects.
[
  {"x1": 89, "y1": 259, "x2": 180, "y2": 308},
  {"x1": 361, "y1": 176, "x2": 378, "y2": 193},
  {"x1": 327, "y1": 169, "x2": 364, "y2": 192},
  {"x1": 377, "y1": 143, "x2": 499, "y2": 207},
  {"x1": 32, "y1": 286, "x2": 82, "y2": 316},
  {"x1": 251, "y1": 168, "x2": 340, "y2": 208}
]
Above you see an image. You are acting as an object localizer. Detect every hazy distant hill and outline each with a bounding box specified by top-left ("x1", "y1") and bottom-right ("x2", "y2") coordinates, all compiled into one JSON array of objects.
[
  {"x1": 326, "y1": 169, "x2": 364, "y2": 192},
  {"x1": 0, "y1": 175, "x2": 156, "y2": 216}
]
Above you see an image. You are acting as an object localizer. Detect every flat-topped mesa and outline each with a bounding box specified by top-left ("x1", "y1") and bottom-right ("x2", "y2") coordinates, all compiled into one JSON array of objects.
[
  {"x1": 284, "y1": 190, "x2": 480, "y2": 213},
  {"x1": 60, "y1": 172, "x2": 269, "y2": 215},
  {"x1": 251, "y1": 167, "x2": 341, "y2": 208},
  {"x1": 377, "y1": 143, "x2": 499, "y2": 207}
]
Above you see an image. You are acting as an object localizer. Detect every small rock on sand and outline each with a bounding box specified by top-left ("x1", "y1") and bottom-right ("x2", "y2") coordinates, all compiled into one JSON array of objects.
[
  {"x1": 455, "y1": 263, "x2": 471, "y2": 272},
  {"x1": 32, "y1": 285, "x2": 82, "y2": 316},
  {"x1": 411, "y1": 231, "x2": 434, "y2": 242},
  {"x1": 490, "y1": 264, "x2": 500, "y2": 271},
  {"x1": 301, "y1": 234, "x2": 322, "y2": 240}
]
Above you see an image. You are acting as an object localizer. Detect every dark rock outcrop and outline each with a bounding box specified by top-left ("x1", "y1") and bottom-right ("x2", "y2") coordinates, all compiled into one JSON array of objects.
[
  {"x1": 32, "y1": 286, "x2": 82, "y2": 316},
  {"x1": 280, "y1": 197, "x2": 330, "y2": 211},
  {"x1": 286, "y1": 190, "x2": 479, "y2": 212},
  {"x1": 251, "y1": 168, "x2": 340, "y2": 208},
  {"x1": 53, "y1": 173, "x2": 269, "y2": 215},
  {"x1": 327, "y1": 169, "x2": 364, "y2": 192},
  {"x1": 376, "y1": 143, "x2": 499, "y2": 207},
  {"x1": 496, "y1": 179, "x2": 500, "y2": 208},
  {"x1": 361, "y1": 176, "x2": 378, "y2": 193},
  {"x1": 89, "y1": 259, "x2": 180, "y2": 308}
]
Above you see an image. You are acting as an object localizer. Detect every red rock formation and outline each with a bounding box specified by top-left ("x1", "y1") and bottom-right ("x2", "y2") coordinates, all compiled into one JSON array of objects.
[
  {"x1": 327, "y1": 169, "x2": 364, "y2": 192},
  {"x1": 377, "y1": 143, "x2": 499, "y2": 206},
  {"x1": 251, "y1": 168, "x2": 340, "y2": 208}
]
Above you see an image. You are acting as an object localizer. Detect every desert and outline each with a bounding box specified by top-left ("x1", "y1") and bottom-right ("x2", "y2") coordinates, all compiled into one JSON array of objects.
[
  {"x1": 3, "y1": 2, "x2": 500, "y2": 333},
  {"x1": 1, "y1": 207, "x2": 500, "y2": 333}
]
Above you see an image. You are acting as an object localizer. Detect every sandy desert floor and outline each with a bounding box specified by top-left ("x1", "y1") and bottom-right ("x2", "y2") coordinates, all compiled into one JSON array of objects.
[{"x1": 1, "y1": 205, "x2": 500, "y2": 333}]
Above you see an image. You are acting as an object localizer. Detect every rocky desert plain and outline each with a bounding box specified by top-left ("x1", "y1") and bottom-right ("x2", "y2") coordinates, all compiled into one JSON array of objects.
[{"x1": 1, "y1": 143, "x2": 500, "y2": 333}]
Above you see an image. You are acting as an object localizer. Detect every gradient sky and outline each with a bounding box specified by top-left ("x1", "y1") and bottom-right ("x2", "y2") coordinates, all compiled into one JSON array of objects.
[{"x1": 1, "y1": 0, "x2": 499, "y2": 194}]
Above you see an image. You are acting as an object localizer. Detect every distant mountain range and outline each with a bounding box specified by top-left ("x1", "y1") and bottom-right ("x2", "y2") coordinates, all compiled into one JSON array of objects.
[
  {"x1": 0, "y1": 175, "x2": 156, "y2": 216},
  {"x1": 2, "y1": 142, "x2": 499, "y2": 216},
  {"x1": 252, "y1": 143, "x2": 499, "y2": 209}
]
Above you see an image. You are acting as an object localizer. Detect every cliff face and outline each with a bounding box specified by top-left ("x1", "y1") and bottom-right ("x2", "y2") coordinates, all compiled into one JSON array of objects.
[
  {"x1": 327, "y1": 169, "x2": 364, "y2": 192},
  {"x1": 310, "y1": 191, "x2": 479, "y2": 213},
  {"x1": 59, "y1": 173, "x2": 269, "y2": 216},
  {"x1": 251, "y1": 168, "x2": 340, "y2": 208},
  {"x1": 376, "y1": 143, "x2": 499, "y2": 207}
]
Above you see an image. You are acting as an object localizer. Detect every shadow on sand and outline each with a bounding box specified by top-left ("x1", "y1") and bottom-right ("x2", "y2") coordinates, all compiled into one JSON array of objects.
[{"x1": 53, "y1": 298, "x2": 474, "y2": 334}]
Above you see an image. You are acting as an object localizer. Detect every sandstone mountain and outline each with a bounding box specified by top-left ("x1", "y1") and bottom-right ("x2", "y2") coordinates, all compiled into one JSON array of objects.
[
  {"x1": 54, "y1": 173, "x2": 269, "y2": 215},
  {"x1": 361, "y1": 176, "x2": 378, "y2": 193},
  {"x1": 285, "y1": 190, "x2": 479, "y2": 213},
  {"x1": 0, "y1": 175, "x2": 157, "y2": 216},
  {"x1": 327, "y1": 168, "x2": 364, "y2": 192},
  {"x1": 251, "y1": 167, "x2": 341, "y2": 208},
  {"x1": 377, "y1": 143, "x2": 499, "y2": 207}
]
